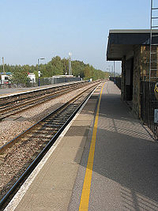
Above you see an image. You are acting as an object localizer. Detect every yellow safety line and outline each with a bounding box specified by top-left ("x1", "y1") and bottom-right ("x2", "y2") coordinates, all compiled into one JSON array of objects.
[{"x1": 79, "y1": 83, "x2": 105, "y2": 211}]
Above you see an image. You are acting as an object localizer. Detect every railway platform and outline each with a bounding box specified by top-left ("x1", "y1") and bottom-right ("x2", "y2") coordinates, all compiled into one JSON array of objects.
[
  {"x1": 0, "y1": 81, "x2": 82, "y2": 97},
  {"x1": 4, "y1": 81, "x2": 158, "y2": 211},
  {"x1": 0, "y1": 85, "x2": 53, "y2": 97}
]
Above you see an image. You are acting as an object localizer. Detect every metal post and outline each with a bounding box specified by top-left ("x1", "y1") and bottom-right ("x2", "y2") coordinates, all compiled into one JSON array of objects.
[
  {"x1": 38, "y1": 58, "x2": 45, "y2": 86},
  {"x1": 114, "y1": 61, "x2": 116, "y2": 84},
  {"x1": 2, "y1": 57, "x2": 5, "y2": 74},
  {"x1": 114, "y1": 61, "x2": 115, "y2": 77},
  {"x1": 69, "y1": 52, "x2": 72, "y2": 75},
  {"x1": 112, "y1": 65, "x2": 113, "y2": 77},
  {"x1": 149, "y1": 0, "x2": 153, "y2": 82},
  {"x1": 38, "y1": 59, "x2": 40, "y2": 86}
]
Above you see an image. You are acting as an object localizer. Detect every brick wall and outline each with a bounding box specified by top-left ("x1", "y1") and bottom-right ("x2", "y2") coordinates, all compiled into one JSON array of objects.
[
  {"x1": 132, "y1": 45, "x2": 141, "y2": 117},
  {"x1": 121, "y1": 56, "x2": 126, "y2": 101},
  {"x1": 121, "y1": 45, "x2": 158, "y2": 118}
]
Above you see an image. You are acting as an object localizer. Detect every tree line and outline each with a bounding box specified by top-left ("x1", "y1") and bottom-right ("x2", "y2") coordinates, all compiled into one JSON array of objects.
[{"x1": 0, "y1": 56, "x2": 109, "y2": 85}]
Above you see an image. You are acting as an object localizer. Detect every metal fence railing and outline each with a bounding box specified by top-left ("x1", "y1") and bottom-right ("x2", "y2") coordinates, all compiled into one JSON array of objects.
[
  {"x1": 109, "y1": 78, "x2": 158, "y2": 138},
  {"x1": 109, "y1": 77, "x2": 121, "y2": 89},
  {"x1": 39, "y1": 76, "x2": 81, "y2": 86},
  {"x1": 0, "y1": 77, "x2": 82, "y2": 88},
  {"x1": 140, "y1": 81, "x2": 158, "y2": 137}
]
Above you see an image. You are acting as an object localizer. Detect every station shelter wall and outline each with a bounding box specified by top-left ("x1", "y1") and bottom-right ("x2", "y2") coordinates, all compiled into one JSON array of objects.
[{"x1": 121, "y1": 45, "x2": 158, "y2": 118}]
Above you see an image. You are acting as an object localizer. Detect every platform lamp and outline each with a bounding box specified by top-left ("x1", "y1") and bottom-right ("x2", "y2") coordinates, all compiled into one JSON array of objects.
[
  {"x1": 38, "y1": 57, "x2": 45, "y2": 86},
  {"x1": 68, "y1": 52, "x2": 72, "y2": 75}
]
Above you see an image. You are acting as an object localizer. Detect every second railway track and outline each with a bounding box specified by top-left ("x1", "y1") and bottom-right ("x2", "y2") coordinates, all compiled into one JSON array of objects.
[
  {"x1": 0, "y1": 81, "x2": 91, "y2": 121},
  {"x1": 0, "y1": 81, "x2": 101, "y2": 209}
]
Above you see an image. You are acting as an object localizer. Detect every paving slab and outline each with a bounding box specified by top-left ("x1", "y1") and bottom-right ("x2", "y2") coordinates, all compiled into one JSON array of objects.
[{"x1": 18, "y1": 190, "x2": 72, "y2": 211}]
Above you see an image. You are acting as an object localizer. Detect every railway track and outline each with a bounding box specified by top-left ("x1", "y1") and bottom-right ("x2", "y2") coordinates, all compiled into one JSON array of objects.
[
  {"x1": 0, "y1": 82, "x2": 100, "y2": 209},
  {"x1": 0, "y1": 81, "x2": 90, "y2": 121}
]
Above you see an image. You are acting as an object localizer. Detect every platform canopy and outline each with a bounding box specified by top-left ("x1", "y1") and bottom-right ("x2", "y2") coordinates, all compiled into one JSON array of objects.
[{"x1": 106, "y1": 29, "x2": 158, "y2": 61}]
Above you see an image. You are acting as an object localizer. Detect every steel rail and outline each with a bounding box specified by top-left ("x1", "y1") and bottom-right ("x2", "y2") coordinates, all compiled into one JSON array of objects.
[
  {"x1": 0, "y1": 81, "x2": 86, "y2": 107},
  {"x1": 0, "y1": 81, "x2": 91, "y2": 121},
  {"x1": 0, "y1": 83, "x2": 99, "y2": 207},
  {"x1": 0, "y1": 83, "x2": 99, "y2": 209},
  {"x1": 0, "y1": 82, "x2": 99, "y2": 153}
]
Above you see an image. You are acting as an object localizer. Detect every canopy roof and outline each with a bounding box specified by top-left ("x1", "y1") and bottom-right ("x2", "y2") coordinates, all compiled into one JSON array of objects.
[{"x1": 106, "y1": 29, "x2": 158, "y2": 61}]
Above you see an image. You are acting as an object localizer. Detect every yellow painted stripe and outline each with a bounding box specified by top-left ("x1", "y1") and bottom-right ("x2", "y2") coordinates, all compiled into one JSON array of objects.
[{"x1": 79, "y1": 83, "x2": 105, "y2": 211}]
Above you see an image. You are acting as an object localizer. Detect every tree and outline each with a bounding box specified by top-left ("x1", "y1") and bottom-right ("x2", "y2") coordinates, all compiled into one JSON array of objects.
[
  {"x1": 0, "y1": 55, "x2": 107, "y2": 87},
  {"x1": 50, "y1": 56, "x2": 64, "y2": 75},
  {"x1": 11, "y1": 67, "x2": 30, "y2": 86},
  {"x1": 62, "y1": 58, "x2": 69, "y2": 75},
  {"x1": 84, "y1": 65, "x2": 91, "y2": 79},
  {"x1": 72, "y1": 60, "x2": 85, "y2": 78}
]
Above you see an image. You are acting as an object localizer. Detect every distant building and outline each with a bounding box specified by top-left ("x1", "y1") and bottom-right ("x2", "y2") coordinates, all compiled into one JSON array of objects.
[
  {"x1": 28, "y1": 73, "x2": 36, "y2": 83},
  {"x1": 51, "y1": 75, "x2": 81, "y2": 84},
  {"x1": 0, "y1": 72, "x2": 12, "y2": 84},
  {"x1": 52, "y1": 75, "x2": 74, "y2": 78}
]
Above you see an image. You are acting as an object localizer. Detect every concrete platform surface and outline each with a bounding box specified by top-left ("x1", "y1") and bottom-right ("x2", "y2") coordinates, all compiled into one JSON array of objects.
[
  {"x1": 0, "y1": 84, "x2": 56, "y2": 97},
  {"x1": 4, "y1": 81, "x2": 158, "y2": 211},
  {"x1": 69, "y1": 81, "x2": 158, "y2": 211}
]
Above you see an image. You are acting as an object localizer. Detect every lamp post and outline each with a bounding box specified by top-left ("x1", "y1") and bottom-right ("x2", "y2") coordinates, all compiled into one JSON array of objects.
[
  {"x1": 2, "y1": 57, "x2": 5, "y2": 74},
  {"x1": 68, "y1": 52, "x2": 72, "y2": 75},
  {"x1": 38, "y1": 57, "x2": 45, "y2": 86},
  {"x1": 114, "y1": 61, "x2": 115, "y2": 77}
]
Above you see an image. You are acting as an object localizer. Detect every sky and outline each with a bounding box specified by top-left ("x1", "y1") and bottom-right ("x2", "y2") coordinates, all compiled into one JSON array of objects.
[{"x1": 0, "y1": 0, "x2": 151, "y2": 73}]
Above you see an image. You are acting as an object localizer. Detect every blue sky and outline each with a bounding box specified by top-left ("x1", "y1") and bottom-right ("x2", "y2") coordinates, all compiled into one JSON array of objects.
[{"x1": 0, "y1": 0, "x2": 151, "y2": 73}]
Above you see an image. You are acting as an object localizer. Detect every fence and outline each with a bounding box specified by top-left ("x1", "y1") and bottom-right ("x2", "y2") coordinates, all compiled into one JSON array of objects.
[
  {"x1": 109, "y1": 77, "x2": 121, "y2": 89},
  {"x1": 140, "y1": 81, "x2": 158, "y2": 137},
  {"x1": 110, "y1": 78, "x2": 158, "y2": 137},
  {"x1": 39, "y1": 76, "x2": 81, "y2": 86},
  {"x1": 0, "y1": 77, "x2": 82, "y2": 88}
]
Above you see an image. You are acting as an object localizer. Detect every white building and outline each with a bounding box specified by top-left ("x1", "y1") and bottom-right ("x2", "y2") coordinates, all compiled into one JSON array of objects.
[
  {"x1": 0, "y1": 74, "x2": 11, "y2": 84},
  {"x1": 28, "y1": 73, "x2": 36, "y2": 83}
]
